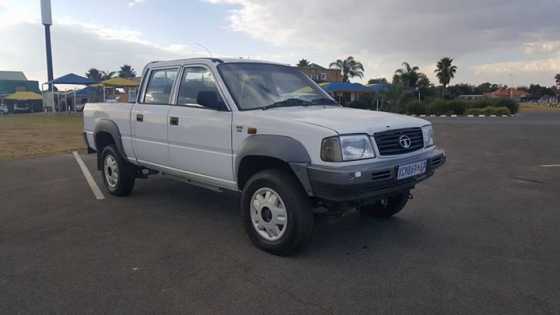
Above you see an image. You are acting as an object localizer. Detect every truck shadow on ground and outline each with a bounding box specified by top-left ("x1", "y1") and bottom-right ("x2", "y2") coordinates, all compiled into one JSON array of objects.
[{"x1": 127, "y1": 176, "x2": 428, "y2": 257}]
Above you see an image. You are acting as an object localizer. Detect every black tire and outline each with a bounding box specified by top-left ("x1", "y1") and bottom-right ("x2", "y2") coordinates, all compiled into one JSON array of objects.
[
  {"x1": 241, "y1": 169, "x2": 314, "y2": 256},
  {"x1": 100, "y1": 145, "x2": 136, "y2": 196},
  {"x1": 359, "y1": 191, "x2": 410, "y2": 219}
]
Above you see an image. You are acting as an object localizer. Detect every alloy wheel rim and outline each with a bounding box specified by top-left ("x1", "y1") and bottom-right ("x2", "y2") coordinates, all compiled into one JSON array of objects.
[
  {"x1": 104, "y1": 155, "x2": 119, "y2": 189},
  {"x1": 250, "y1": 187, "x2": 288, "y2": 241}
]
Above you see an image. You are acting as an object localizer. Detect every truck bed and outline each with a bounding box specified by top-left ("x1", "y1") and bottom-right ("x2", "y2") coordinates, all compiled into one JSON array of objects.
[{"x1": 83, "y1": 102, "x2": 134, "y2": 155}]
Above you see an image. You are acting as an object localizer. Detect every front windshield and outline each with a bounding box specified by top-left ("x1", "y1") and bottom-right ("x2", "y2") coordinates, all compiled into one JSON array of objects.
[{"x1": 218, "y1": 63, "x2": 338, "y2": 110}]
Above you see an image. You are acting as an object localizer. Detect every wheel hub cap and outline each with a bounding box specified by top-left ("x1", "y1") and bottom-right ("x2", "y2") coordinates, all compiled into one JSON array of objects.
[
  {"x1": 104, "y1": 155, "x2": 119, "y2": 189},
  {"x1": 250, "y1": 187, "x2": 288, "y2": 241}
]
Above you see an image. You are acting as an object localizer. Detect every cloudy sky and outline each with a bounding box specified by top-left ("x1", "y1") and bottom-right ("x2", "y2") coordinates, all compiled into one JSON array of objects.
[{"x1": 1, "y1": 0, "x2": 559, "y2": 87}]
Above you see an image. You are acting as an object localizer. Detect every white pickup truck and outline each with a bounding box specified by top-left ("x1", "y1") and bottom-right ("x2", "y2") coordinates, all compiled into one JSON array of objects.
[{"x1": 83, "y1": 58, "x2": 445, "y2": 255}]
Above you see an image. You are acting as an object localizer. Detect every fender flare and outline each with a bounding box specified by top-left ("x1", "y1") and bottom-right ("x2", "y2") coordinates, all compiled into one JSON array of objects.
[
  {"x1": 236, "y1": 135, "x2": 313, "y2": 195},
  {"x1": 94, "y1": 119, "x2": 127, "y2": 168}
]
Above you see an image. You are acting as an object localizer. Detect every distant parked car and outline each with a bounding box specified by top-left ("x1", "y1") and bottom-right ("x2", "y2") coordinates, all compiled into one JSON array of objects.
[{"x1": 0, "y1": 105, "x2": 8, "y2": 115}]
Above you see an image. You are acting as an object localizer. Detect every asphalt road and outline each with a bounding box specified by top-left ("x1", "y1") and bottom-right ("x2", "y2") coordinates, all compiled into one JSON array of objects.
[{"x1": 1, "y1": 112, "x2": 559, "y2": 314}]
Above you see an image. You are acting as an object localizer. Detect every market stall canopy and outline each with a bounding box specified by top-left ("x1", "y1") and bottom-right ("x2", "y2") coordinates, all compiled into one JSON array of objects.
[
  {"x1": 50, "y1": 73, "x2": 96, "y2": 85},
  {"x1": 5, "y1": 91, "x2": 43, "y2": 101},
  {"x1": 101, "y1": 77, "x2": 139, "y2": 88}
]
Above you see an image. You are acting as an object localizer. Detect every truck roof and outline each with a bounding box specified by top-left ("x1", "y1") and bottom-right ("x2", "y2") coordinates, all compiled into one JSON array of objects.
[{"x1": 147, "y1": 58, "x2": 289, "y2": 68}]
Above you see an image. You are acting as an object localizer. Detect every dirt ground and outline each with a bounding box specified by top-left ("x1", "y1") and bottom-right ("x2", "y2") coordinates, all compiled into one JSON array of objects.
[{"x1": 0, "y1": 113, "x2": 85, "y2": 160}]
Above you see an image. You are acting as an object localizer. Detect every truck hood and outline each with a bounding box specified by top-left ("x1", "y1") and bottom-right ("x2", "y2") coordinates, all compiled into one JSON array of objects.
[{"x1": 249, "y1": 106, "x2": 430, "y2": 134}]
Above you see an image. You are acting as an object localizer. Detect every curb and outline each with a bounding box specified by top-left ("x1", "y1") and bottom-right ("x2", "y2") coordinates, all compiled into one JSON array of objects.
[{"x1": 411, "y1": 114, "x2": 514, "y2": 118}]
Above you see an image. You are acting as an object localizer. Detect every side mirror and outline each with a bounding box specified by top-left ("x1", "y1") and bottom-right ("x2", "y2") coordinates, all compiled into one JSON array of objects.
[{"x1": 197, "y1": 91, "x2": 227, "y2": 111}]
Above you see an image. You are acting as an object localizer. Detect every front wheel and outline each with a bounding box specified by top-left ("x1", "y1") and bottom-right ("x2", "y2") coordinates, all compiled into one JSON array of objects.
[
  {"x1": 359, "y1": 191, "x2": 410, "y2": 219},
  {"x1": 100, "y1": 145, "x2": 136, "y2": 196},
  {"x1": 241, "y1": 169, "x2": 314, "y2": 256}
]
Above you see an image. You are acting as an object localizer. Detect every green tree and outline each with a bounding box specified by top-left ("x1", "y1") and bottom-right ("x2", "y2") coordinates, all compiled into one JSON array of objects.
[
  {"x1": 434, "y1": 57, "x2": 458, "y2": 97},
  {"x1": 478, "y1": 82, "x2": 499, "y2": 94},
  {"x1": 118, "y1": 65, "x2": 137, "y2": 78},
  {"x1": 85, "y1": 68, "x2": 103, "y2": 82},
  {"x1": 555, "y1": 73, "x2": 560, "y2": 87},
  {"x1": 417, "y1": 73, "x2": 431, "y2": 90},
  {"x1": 329, "y1": 56, "x2": 365, "y2": 82},
  {"x1": 101, "y1": 71, "x2": 116, "y2": 81},
  {"x1": 368, "y1": 78, "x2": 388, "y2": 85},
  {"x1": 297, "y1": 59, "x2": 311, "y2": 68},
  {"x1": 85, "y1": 68, "x2": 115, "y2": 81},
  {"x1": 380, "y1": 84, "x2": 406, "y2": 112},
  {"x1": 394, "y1": 62, "x2": 420, "y2": 89}
]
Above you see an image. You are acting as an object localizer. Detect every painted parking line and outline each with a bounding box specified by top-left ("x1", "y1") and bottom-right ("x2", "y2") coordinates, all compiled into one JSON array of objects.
[
  {"x1": 73, "y1": 151, "x2": 105, "y2": 200},
  {"x1": 540, "y1": 164, "x2": 560, "y2": 168}
]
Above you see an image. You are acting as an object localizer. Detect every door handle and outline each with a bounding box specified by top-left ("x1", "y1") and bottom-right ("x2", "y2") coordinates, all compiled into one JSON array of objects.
[
  {"x1": 170, "y1": 116, "x2": 179, "y2": 126},
  {"x1": 136, "y1": 113, "x2": 144, "y2": 122}
]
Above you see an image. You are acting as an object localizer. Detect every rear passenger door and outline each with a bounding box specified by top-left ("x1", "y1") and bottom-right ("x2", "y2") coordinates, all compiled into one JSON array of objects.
[
  {"x1": 167, "y1": 65, "x2": 234, "y2": 186},
  {"x1": 131, "y1": 67, "x2": 178, "y2": 167}
]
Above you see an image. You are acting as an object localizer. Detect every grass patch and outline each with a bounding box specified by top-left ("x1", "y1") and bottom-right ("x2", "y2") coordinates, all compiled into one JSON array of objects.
[
  {"x1": 519, "y1": 102, "x2": 560, "y2": 113},
  {"x1": 0, "y1": 113, "x2": 85, "y2": 160}
]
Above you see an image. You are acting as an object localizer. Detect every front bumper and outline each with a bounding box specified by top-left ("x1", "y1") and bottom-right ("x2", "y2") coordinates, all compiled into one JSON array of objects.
[{"x1": 306, "y1": 148, "x2": 446, "y2": 203}]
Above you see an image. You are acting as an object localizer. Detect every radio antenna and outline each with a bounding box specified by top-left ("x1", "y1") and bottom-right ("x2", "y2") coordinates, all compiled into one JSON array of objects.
[{"x1": 194, "y1": 43, "x2": 213, "y2": 57}]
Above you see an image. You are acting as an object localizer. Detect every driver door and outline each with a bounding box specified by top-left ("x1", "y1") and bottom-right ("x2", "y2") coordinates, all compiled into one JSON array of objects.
[{"x1": 167, "y1": 65, "x2": 234, "y2": 186}]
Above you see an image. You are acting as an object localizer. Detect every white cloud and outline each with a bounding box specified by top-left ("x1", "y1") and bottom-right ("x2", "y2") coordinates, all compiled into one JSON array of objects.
[
  {"x1": 0, "y1": 20, "x2": 210, "y2": 84},
  {"x1": 208, "y1": 0, "x2": 560, "y2": 85},
  {"x1": 2, "y1": 0, "x2": 559, "y2": 87},
  {"x1": 128, "y1": 0, "x2": 145, "y2": 8},
  {"x1": 472, "y1": 57, "x2": 560, "y2": 85},
  {"x1": 474, "y1": 58, "x2": 560, "y2": 74},
  {"x1": 523, "y1": 40, "x2": 560, "y2": 55}
]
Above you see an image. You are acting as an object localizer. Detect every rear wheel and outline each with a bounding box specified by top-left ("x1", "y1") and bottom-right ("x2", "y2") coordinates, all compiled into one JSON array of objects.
[
  {"x1": 359, "y1": 191, "x2": 410, "y2": 219},
  {"x1": 241, "y1": 169, "x2": 314, "y2": 256},
  {"x1": 100, "y1": 145, "x2": 136, "y2": 196}
]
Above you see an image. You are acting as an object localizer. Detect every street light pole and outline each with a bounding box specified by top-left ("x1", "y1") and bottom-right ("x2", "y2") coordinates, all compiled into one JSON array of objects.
[
  {"x1": 41, "y1": 0, "x2": 54, "y2": 92},
  {"x1": 41, "y1": 0, "x2": 55, "y2": 112},
  {"x1": 44, "y1": 24, "x2": 54, "y2": 92}
]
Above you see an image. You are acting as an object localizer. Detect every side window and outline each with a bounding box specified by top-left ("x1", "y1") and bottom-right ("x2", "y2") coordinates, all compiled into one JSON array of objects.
[
  {"x1": 143, "y1": 68, "x2": 178, "y2": 104},
  {"x1": 177, "y1": 67, "x2": 225, "y2": 110}
]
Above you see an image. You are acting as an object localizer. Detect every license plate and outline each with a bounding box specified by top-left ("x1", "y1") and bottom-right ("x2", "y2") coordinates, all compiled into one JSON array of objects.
[{"x1": 397, "y1": 160, "x2": 427, "y2": 180}]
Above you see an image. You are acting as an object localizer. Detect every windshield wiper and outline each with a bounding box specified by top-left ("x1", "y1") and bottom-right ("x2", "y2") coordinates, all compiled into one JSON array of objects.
[{"x1": 261, "y1": 98, "x2": 312, "y2": 110}]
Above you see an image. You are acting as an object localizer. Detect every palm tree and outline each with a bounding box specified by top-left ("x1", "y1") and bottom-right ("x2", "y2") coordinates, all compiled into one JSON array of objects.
[
  {"x1": 329, "y1": 56, "x2": 364, "y2": 82},
  {"x1": 85, "y1": 68, "x2": 103, "y2": 82},
  {"x1": 434, "y1": 57, "x2": 458, "y2": 97},
  {"x1": 297, "y1": 59, "x2": 311, "y2": 68},
  {"x1": 100, "y1": 71, "x2": 116, "y2": 81},
  {"x1": 118, "y1": 65, "x2": 136, "y2": 78},
  {"x1": 86, "y1": 68, "x2": 116, "y2": 82},
  {"x1": 394, "y1": 62, "x2": 420, "y2": 89}
]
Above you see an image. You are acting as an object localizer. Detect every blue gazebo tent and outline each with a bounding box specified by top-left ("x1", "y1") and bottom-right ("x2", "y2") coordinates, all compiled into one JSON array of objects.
[
  {"x1": 50, "y1": 73, "x2": 96, "y2": 85},
  {"x1": 321, "y1": 82, "x2": 371, "y2": 94},
  {"x1": 45, "y1": 73, "x2": 97, "y2": 111}
]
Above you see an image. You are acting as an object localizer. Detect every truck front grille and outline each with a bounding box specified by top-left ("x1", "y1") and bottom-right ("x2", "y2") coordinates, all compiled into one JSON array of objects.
[{"x1": 374, "y1": 128, "x2": 424, "y2": 156}]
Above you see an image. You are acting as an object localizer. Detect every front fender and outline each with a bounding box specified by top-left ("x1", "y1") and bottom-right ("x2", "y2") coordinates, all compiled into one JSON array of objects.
[{"x1": 236, "y1": 135, "x2": 313, "y2": 195}]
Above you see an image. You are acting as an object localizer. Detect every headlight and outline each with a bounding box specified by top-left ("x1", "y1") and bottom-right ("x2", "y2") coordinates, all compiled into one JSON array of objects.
[
  {"x1": 321, "y1": 134, "x2": 375, "y2": 162},
  {"x1": 422, "y1": 125, "x2": 434, "y2": 147}
]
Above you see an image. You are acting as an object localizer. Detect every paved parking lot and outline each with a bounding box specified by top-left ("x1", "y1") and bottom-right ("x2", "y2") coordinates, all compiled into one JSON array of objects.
[{"x1": 1, "y1": 112, "x2": 559, "y2": 314}]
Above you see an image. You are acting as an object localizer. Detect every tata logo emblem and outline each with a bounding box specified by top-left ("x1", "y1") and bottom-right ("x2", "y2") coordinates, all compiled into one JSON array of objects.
[{"x1": 399, "y1": 135, "x2": 412, "y2": 149}]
